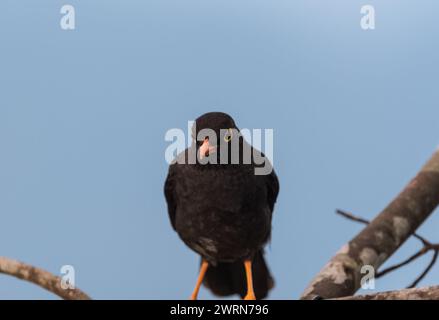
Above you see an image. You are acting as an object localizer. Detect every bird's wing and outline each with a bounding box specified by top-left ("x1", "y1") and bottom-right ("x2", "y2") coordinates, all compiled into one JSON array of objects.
[
  {"x1": 266, "y1": 168, "x2": 279, "y2": 213},
  {"x1": 251, "y1": 145, "x2": 279, "y2": 213},
  {"x1": 164, "y1": 164, "x2": 177, "y2": 230}
]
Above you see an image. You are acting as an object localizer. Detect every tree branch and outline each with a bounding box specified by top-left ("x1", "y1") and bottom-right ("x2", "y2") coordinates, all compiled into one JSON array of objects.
[
  {"x1": 0, "y1": 256, "x2": 91, "y2": 300},
  {"x1": 335, "y1": 209, "x2": 439, "y2": 287},
  {"x1": 335, "y1": 285, "x2": 439, "y2": 300},
  {"x1": 301, "y1": 149, "x2": 439, "y2": 299}
]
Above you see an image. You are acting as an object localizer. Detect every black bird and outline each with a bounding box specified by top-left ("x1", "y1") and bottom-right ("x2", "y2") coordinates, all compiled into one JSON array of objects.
[{"x1": 164, "y1": 112, "x2": 279, "y2": 300}]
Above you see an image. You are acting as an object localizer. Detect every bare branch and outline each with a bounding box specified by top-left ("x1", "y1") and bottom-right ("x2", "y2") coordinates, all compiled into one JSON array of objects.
[
  {"x1": 0, "y1": 256, "x2": 91, "y2": 300},
  {"x1": 335, "y1": 285, "x2": 439, "y2": 300},
  {"x1": 301, "y1": 149, "x2": 439, "y2": 299}
]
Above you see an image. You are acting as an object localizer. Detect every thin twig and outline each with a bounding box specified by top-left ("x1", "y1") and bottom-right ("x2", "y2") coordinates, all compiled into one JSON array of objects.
[
  {"x1": 408, "y1": 250, "x2": 439, "y2": 288},
  {"x1": 335, "y1": 209, "x2": 370, "y2": 225},
  {"x1": 376, "y1": 248, "x2": 429, "y2": 278}
]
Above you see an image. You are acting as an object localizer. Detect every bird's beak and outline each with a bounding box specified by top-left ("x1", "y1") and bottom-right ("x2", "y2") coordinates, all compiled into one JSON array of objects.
[{"x1": 199, "y1": 138, "x2": 216, "y2": 160}]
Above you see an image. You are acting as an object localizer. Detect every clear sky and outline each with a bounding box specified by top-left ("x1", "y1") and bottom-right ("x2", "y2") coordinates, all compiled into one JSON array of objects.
[{"x1": 1, "y1": 1, "x2": 438, "y2": 299}]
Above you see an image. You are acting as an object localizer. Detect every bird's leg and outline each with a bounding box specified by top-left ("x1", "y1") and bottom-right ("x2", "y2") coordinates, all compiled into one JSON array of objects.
[
  {"x1": 190, "y1": 260, "x2": 209, "y2": 300},
  {"x1": 243, "y1": 260, "x2": 256, "y2": 300}
]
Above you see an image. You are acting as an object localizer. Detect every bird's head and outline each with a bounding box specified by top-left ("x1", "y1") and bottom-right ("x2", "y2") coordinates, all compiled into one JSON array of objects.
[{"x1": 191, "y1": 112, "x2": 241, "y2": 164}]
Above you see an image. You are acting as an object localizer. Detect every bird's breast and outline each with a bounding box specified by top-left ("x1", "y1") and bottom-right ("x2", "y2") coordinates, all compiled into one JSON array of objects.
[{"x1": 173, "y1": 165, "x2": 270, "y2": 261}]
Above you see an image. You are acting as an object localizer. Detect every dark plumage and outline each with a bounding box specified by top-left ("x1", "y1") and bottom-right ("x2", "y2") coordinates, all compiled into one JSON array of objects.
[{"x1": 164, "y1": 112, "x2": 279, "y2": 299}]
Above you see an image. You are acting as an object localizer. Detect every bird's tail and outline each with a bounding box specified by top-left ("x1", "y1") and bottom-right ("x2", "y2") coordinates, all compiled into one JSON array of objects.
[{"x1": 202, "y1": 250, "x2": 274, "y2": 299}]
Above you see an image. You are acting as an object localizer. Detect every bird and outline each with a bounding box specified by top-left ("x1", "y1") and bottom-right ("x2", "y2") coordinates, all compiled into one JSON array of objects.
[{"x1": 164, "y1": 112, "x2": 279, "y2": 300}]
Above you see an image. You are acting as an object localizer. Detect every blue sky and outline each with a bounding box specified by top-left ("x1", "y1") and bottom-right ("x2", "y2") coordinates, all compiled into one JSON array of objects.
[{"x1": 0, "y1": 1, "x2": 438, "y2": 299}]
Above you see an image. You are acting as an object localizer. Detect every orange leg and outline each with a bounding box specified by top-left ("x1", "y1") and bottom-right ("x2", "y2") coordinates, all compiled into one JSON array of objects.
[
  {"x1": 190, "y1": 260, "x2": 209, "y2": 300},
  {"x1": 243, "y1": 260, "x2": 256, "y2": 300}
]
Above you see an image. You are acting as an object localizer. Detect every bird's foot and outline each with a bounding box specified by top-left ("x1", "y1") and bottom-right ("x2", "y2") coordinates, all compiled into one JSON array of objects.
[{"x1": 243, "y1": 293, "x2": 256, "y2": 300}]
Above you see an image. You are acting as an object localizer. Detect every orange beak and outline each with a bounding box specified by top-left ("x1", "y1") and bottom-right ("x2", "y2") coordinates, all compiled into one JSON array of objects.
[{"x1": 199, "y1": 138, "x2": 216, "y2": 160}]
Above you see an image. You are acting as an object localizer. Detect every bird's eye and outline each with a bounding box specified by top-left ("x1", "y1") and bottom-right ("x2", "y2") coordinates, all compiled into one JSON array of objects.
[{"x1": 224, "y1": 128, "x2": 233, "y2": 142}]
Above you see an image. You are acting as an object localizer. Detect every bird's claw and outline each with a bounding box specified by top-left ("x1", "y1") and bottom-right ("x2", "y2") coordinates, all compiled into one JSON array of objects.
[{"x1": 244, "y1": 293, "x2": 256, "y2": 300}]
